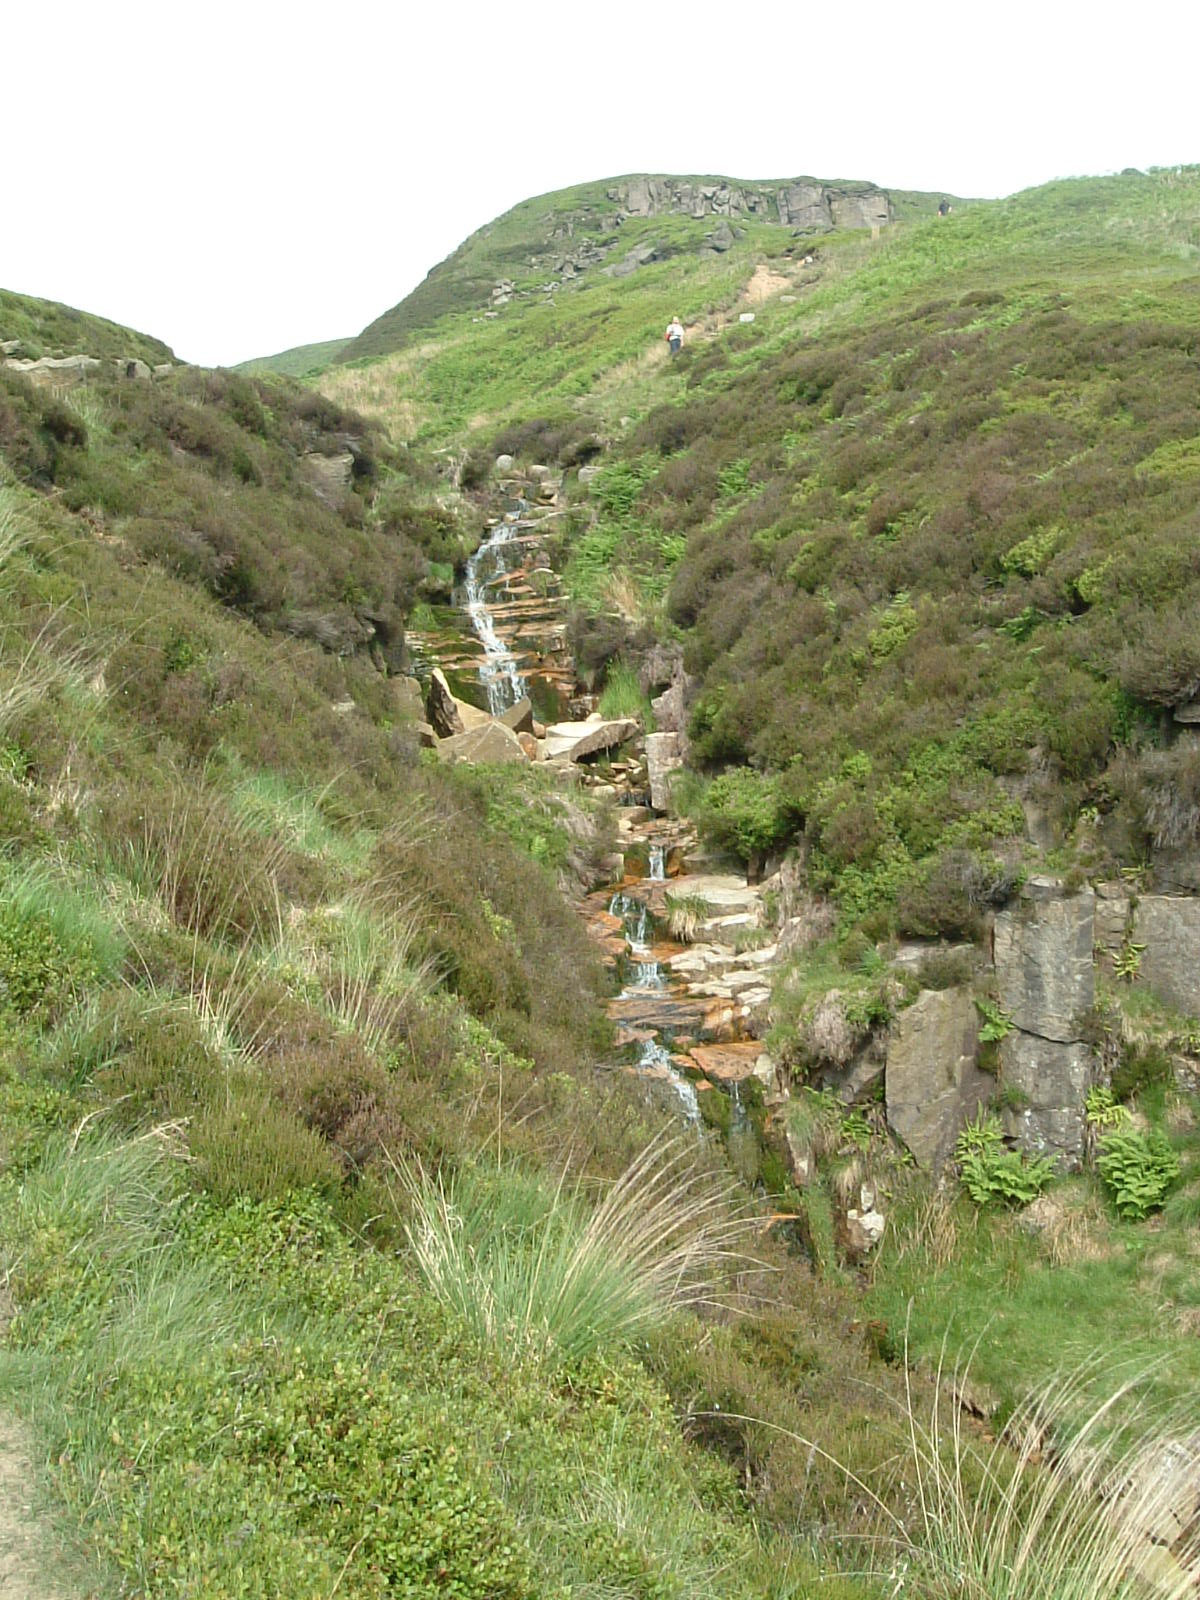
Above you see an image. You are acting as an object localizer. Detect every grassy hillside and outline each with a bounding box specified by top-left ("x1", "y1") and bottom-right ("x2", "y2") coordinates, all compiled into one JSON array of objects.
[
  {"x1": 234, "y1": 336, "x2": 352, "y2": 377},
  {"x1": 0, "y1": 288, "x2": 175, "y2": 365},
  {"x1": 312, "y1": 165, "x2": 1200, "y2": 1433},
  {"x1": 0, "y1": 297, "x2": 945, "y2": 1599},
  {"x1": 335, "y1": 170, "x2": 949, "y2": 369}
]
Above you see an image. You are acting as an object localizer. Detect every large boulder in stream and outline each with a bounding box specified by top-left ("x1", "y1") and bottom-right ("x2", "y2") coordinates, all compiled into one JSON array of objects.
[
  {"x1": 427, "y1": 669, "x2": 490, "y2": 739},
  {"x1": 541, "y1": 716, "x2": 639, "y2": 762},
  {"x1": 497, "y1": 696, "x2": 534, "y2": 735},
  {"x1": 435, "y1": 721, "x2": 528, "y2": 766}
]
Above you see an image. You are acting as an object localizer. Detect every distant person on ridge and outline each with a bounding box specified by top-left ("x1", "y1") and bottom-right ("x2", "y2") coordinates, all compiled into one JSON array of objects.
[
  {"x1": 937, "y1": 200, "x2": 952, "y2": 217},
  {"x1": 665, "y1": 316, "x2": 684, "y2": 355}
]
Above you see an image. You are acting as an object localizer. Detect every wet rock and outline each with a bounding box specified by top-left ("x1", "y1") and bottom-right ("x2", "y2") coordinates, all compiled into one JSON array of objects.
[
  {"x1": 688, "y1": 1041, "x2": 763, "y2": 1085},
  {"x1": 886, "y1": 987, "x2": 990, "y2": 1170},
  {"x1": 994, "y1": 877, "x2": 1095, "y2": 1043},
  {"x1": 435, "y1": 721, "x2": 528, "y2": 766},
  {"x1": 1135, "y1": 896, "x2": 1200, "y2": 1015},
  {"x1": 427, "y1": 668, "x2": 489, "y2": 738},
  {"x1": 497, "y1": 696, "x2": 534, "y2": 735}
]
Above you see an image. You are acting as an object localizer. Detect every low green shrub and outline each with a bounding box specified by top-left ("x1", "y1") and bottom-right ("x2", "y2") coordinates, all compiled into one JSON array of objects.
[
  {"x1": 1096, "y1": 1126, "x2": 1181, "y2": 1218},
  {"x1": 955, "y1": 1115, "x2": 1056, "y2": 1208}
]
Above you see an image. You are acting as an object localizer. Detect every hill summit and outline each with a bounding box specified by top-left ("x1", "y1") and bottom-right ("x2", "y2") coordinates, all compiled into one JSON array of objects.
[{"x1": 337, "y1": 169, "x2": 946, "y2": 362}]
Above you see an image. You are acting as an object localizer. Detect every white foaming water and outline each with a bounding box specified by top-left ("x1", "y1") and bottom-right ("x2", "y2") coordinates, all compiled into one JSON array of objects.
[
  {"x1": 608, "y1": 892, "x2": 650, "y2": 953},
  {"x1": 461, "y1": 521, "x2": 526, "y2": 714},
  {"x1": 648, "y1": 845, "x2": 666, "y2": 882},
  {"x1": 637, "y1": 1038, "x2": 700, "y2": 1123}
]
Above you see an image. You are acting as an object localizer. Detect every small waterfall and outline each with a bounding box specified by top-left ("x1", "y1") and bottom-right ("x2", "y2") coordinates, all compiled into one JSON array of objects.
[
  {"x1": 637, "y1": 1038, "x2": 701, "y2": 1124},
  {"x1": 459, "y1": 520, "x2": 527, "y2": 713},
  {"x1": 608, "y1": 892, "x2": 650, "y2": 953},
  {"x1": 648, "y1": 844, "x2": 665, "y2": 882}
]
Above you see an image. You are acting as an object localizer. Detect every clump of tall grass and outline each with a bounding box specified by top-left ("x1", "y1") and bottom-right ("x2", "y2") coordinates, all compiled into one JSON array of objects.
[
  {"x1": 885, "y1": 1352, "x2": 1200, "y2": 1599},
  {"x1": 598, "y1": 659, "x2": 655, "y2": 727},
  {"x1": 269, "y1": 897, "x2": 432, "y2": 1059},
  {"x1": 716, "y1": 1346, "x2": 1200, "y2": 1600},
  {"x1": 664, "y1": 890, "x2": 708, "y2": 943},
  {"x1": 390, "y1": 1134, "x2": 756, "y2": 1366}
]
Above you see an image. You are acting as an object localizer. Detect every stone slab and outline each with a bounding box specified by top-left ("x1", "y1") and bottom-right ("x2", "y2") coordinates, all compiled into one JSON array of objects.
[
  {"x1": 1135, "y1": 896, "x2": 1200, "y2": 1016},
  {"x1": 435, "y1": 721, "x2": 528, "y2": 766},
  {"x1": 1000, "y1": 1031, "x2": 1093, "y2": 1165},
  {"x1": 994, "y1": 877, "x2": 1094, "y2": 1043},
  {"x1": 886, "y1": 987, "x2": 990, "y2": 1170}
]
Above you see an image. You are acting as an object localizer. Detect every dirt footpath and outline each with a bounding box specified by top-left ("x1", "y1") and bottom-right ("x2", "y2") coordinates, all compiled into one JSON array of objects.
[{"x1": 0, "y1": 1416, "x2": 65, "y2": 1599}]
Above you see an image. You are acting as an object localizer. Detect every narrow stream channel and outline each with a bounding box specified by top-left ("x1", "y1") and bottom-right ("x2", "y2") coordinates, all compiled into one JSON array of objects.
[{"x1": 438, "y1": 493, "x2": 710, "y2": 1125}]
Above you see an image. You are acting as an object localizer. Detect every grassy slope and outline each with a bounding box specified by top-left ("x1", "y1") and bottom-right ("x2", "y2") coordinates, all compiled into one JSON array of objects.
[
  {"x1": 336, "y1": 170, "x2": 948, "y2": 368},
  {"x1": 233, "y1": 336, "x2": 352, "y2": 377},
  {"x1": 314, "y1": 167, "x2": 1200, "y2": 1423},
  {"x1": 0, "y1": 304, "x2": 935, "y2": 1598},
  {"x1": 0, "y1": 288, "x2": 175, "y2": 364}
]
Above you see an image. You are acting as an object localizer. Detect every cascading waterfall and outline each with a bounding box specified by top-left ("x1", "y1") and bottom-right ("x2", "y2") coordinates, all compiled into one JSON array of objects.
[
  {"x1": 648, "y1": 844, "x2": 666, "y2": 882},
  {"x1": 637, "y1": 1037, "x2": 700, "y2": 1124},
  {"x1": 459, "y1": 517, "x2": 527, "y2": 714}
]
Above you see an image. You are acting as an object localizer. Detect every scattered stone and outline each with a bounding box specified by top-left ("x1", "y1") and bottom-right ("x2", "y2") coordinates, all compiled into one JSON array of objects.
[
  {"x1": 416, "y1": 721, "x2": 437, "y2": 748},
  {"x1": 427, "y1": 668, "x2": 490, "y2": 739},
  {"x1": 495, "y1": 453, "x2": 515, "y2": 473},
  {"x1": 738, "y1": 312, "x2": 756, "y2": 323},
  {"x1": 122, "y1": 357, "x2": 152, "y2": 379},
  {"x1": 527, "y1": 463, "x2": 552, "y2": 481},
  {"x1": 496, "y1": 696, "x2": 534, "y2": 735},
  {"x1": 153, "y1": 362, "x2": 173, "y2": 377},
  {"x1": 578, "y1": 464, "x2": 602, "y2": 485},
  {"x1": 541, "y1": 716, "x2": 639, "y2": 762}
]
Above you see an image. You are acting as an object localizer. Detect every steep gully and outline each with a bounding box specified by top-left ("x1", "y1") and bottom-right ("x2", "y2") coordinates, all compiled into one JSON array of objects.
[{"x1": 407, "y1": 480, "x2": 780, "y2": 1122}]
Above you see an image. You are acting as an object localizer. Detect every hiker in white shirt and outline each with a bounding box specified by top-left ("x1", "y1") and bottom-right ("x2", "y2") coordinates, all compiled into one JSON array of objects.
[{"x1": 664, "y1": 317, "x2": 684, "y2": 355}]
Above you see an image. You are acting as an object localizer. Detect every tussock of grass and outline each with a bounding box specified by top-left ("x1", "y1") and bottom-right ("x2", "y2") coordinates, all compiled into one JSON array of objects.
[{"x1": 391, "y1": 1135, "x2": 757, "y2": 1366}]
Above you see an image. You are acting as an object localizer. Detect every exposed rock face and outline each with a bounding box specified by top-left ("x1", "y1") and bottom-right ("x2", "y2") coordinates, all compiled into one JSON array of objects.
[
  {"x1": 994, "y1": 876, "x2": 1095, "y2": 1042},
  {"x1": 607, "y1": 176, "x2": 893, "y2": 234},
  {"x1": 303, "y1": 450, "x2": 355, "y2": 505},
  {"x1": 391, "y1": 675, "x2": 425, "y2": 720},
  {"x1": 644, "y1": 731, "x2": 683, "y2": 810},
  {"x1": 1135, "y1": 896, "x2": 1200, "y2": 1015},
  {"x1": 994, "y1": 878, "x2": 1095, "y2": 1164},
  {"x1": 886, "y1": 987, "x2": 990, "y2": 1169},
  {"x1": 1000, "y1": 1035, "x2": 1093, "y2": 1162},
  {"x1": 606, "y1": 176, "x2": 893, "y2": 234}
]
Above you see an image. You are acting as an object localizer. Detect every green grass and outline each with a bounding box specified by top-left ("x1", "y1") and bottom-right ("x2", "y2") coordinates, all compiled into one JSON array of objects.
[{"x1": 233, "y1": 337, "x2": 352, "y2": 377}]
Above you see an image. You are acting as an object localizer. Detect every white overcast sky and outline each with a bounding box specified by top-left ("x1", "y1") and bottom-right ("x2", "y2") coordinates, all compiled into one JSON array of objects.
[{"x1": 2, "y1": 0, "x2": 1195, "y2": 367}]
